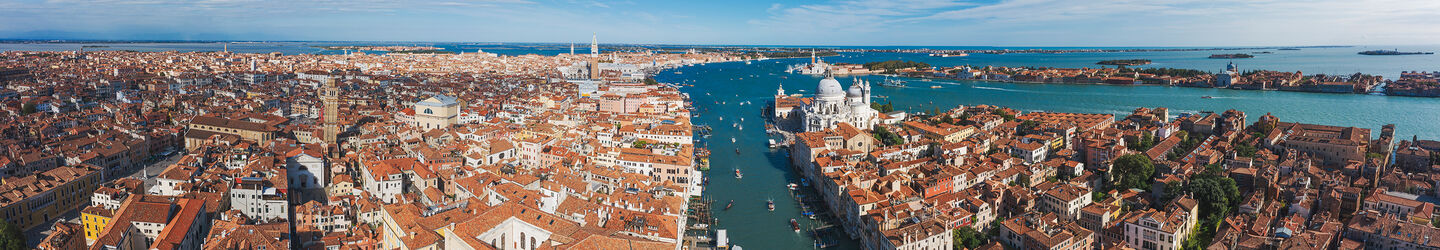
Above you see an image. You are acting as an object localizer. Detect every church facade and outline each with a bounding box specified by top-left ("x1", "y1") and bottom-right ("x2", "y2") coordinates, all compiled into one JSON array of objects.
[{"x1": 799, "y1": 75, "x2": 879, "y2": 132}]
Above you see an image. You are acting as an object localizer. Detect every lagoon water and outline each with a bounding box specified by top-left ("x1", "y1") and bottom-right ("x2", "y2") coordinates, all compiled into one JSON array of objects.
[
  {"x1": 4, "y1": 41, "x2": 1438, "y2": 248},
  {"x1": 661, "y1": 49, "x2": 1440, "y2": 249}
]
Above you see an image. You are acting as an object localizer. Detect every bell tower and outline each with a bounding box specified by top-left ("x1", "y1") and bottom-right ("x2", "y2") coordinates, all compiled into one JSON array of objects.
[{"x1": 320, "y1": 78, "x2": 341, "y2": 158}]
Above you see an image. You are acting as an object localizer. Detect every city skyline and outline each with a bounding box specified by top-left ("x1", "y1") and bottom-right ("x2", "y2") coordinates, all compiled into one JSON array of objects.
[{"x1": 2, "y1": 0, "x2": 1439, "y2": 46}]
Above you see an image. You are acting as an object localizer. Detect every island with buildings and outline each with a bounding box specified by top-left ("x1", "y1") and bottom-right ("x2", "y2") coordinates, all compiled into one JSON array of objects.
[
  {"x1": 865, "y1": 61, "x2": 1412, "y2": 96},
  {"x1": 1096, "y1": 59, "x2": 1152, "y2": 66}
]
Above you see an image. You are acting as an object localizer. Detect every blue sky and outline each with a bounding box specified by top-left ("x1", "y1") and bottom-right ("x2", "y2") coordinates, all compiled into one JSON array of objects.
[{"x1": 1, "y1": 0, "x2": 1438, "y2": 46}]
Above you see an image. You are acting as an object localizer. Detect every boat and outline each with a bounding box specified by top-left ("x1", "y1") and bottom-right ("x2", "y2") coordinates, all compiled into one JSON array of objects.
[
  {"x1": 735, "y1": 148, "x2": 741, "y2": 155},
  {"x1": 1201, "y1": 96, "x2": 1214, "y2": 99},
  {"x1": 731, "y1": 137, "x2": 736, "y2": 143},
  {"x1": 735, "y1": 169, "x2": 743, "y2": 179},
  {"x1": 790, "y1": 219, "x2": 801, "y2": 232},
  {"x1": 767, "y1": 199, "x2": 775, "y2": 211},
  {"x1": 769, "y1": 139, "x2": 778, "y2": 148},
  {"x1": 930, "y1": 85, "x2": 942, "y2": 89},
  {"x1": 929, "y1": 53, "x2": 968, "y2": 57},
  {"x1": 880, "y1": 76, "x2": 907, "y2": 87},
  {"x1": 725, "y1": 200, "x2": 734, "y2": 210},
  {"x1": 787, "y1": 183, "x2": 798, "y2": 190},
  {"x1": 745, "y1": 61, "x2": 752, "y2": 65}
]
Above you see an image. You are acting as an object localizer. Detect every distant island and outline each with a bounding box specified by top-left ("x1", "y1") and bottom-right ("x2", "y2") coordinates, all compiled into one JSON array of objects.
[
  {"x1": 1096, "y1": 59, "x2": 1151, "y2": 66},
  {"x1": 81, "y1": 45, "x2": 110, "y2": 48},
  {"x1": 738, "y1": 50, "x2": 838, "y2": 59},
  {"x1": 314, "y1": 45, "x2": 450, "y2": 54},
  {"x1": 864, "y1": 60, "x2": 930, "y2": 72},
  {"x1": 1359, "y1": 49, "x2": 1434, "y2": 55},
  {"x1": 1208, "y1": 53, "x2": 1254, "y2": 59},
  {"x1": 385, "y1": 49, "x2": 457, "y2": 54}
]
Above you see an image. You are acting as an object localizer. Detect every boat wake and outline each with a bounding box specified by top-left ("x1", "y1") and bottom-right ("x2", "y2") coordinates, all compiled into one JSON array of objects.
[{"x1": 971, "y1": 86, "x2": 1041, "y2": 94}]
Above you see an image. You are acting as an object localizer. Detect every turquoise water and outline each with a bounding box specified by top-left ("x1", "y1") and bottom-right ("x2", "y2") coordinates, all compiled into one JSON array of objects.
[{"x1": 662, "y1": 52, "x2": 1440, "y2": 249}]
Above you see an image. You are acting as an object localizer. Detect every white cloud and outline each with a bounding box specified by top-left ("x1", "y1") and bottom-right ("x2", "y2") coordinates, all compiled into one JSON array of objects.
[{"x1": 750, "y1": 0, "x2": 1440, "y2": 45}]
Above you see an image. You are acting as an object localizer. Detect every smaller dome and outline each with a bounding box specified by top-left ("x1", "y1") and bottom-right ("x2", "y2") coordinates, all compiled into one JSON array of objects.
[{"x1": 847, "y1": 84, "x2": 863, "y2": 97}]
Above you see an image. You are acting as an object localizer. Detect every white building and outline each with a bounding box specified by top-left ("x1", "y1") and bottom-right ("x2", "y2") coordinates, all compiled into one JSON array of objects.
[
  {"x1": 361, "y1": 159, "x2": 410, "y2": 204},
  {"x1": 802, "y1": 75, "x2": 879, "y2": 132},
  {"x1": 1122, "y1": 197, "x2": 1198, "y2": 250},
  {"x1": 286, "y1": 151, "x2": 327, "y2": 190},
  {"x1": 230, "y1": 177, "x2": 289, "y2": 221}
]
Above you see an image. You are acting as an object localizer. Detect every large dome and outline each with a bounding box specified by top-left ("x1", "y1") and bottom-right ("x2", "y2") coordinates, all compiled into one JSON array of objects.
[{"x1": 817, "y1": 76, "x2": 845, "y2": 99}]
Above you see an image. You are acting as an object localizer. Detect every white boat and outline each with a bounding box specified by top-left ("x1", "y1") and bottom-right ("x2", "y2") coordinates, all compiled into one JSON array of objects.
[
  {"x1": 735, "y1": 169, "x2": 743, "y2": 179},
  {"x1": 731, "y1": 137, "x2": 736, "y2": 143}
]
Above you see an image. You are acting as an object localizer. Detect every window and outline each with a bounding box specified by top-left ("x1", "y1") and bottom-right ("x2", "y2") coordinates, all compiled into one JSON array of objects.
[{"x1": 424, "y1": 108, "x2": 433, "y2": 114}]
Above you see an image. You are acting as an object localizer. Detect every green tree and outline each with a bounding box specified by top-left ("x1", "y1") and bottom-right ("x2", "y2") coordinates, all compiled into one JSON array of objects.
[
  {"x1": 870, "y1": 101, "x2": 895, "y2": 113},
  {"x1": 20, "y1": 102, "x2": 35, "y2": 115},
  {"x1": 1128, "y1": 132, "x2": 1157, "y2": 151},
  {"x1": 1235, "y1": 144, "x2": 1258, "y2": 158},
  {"x1": 990, "y1": 109, "x2": 1016, "y2": 121},
  {"x1": 872, "y1": 126, "x2": 904, "y2": 146},
  {"x1": 953, "y1": 227, "x2": 987, "y2": 249},
  {"x1": 1162, "y1": 180, "x2": 1185, "y2": 202},
  {"x1": 1188, "y1": 174, "x2": 1240, "y2": 218},
  {"x1": 643, "y1": 78, "x2": 659, "y2": 85},
  {"x1": 1018, "y1": 120, "x2": 1041, "y2": 132},
  {"x1": 1111, "y1": 154, "x2": 1155, "y2": 190},
  {"x1": 0, "y1": 220, "x2": 23, "y2": 250}
]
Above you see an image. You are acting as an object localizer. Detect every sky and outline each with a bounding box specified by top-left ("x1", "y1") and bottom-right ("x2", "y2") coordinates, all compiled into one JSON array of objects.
[{"x1": 1, "y1": 0, "x2": 1439, "y2": 46}]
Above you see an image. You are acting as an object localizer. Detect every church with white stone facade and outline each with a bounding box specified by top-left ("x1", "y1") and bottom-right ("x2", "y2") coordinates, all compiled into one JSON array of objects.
[{"x1": 798, "y1": 74, "x2": 879, "y2": 132}]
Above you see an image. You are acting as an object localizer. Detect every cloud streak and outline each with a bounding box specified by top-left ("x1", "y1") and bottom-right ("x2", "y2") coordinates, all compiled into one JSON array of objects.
[{"x1": 1, "y1": 0, "x2": 1438, "y2": 46}]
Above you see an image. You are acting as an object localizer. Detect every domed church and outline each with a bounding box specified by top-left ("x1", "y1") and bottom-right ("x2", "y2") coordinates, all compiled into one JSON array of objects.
[{"x1": 802, "y1": 74, "x2": 879, "y2": 132}]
